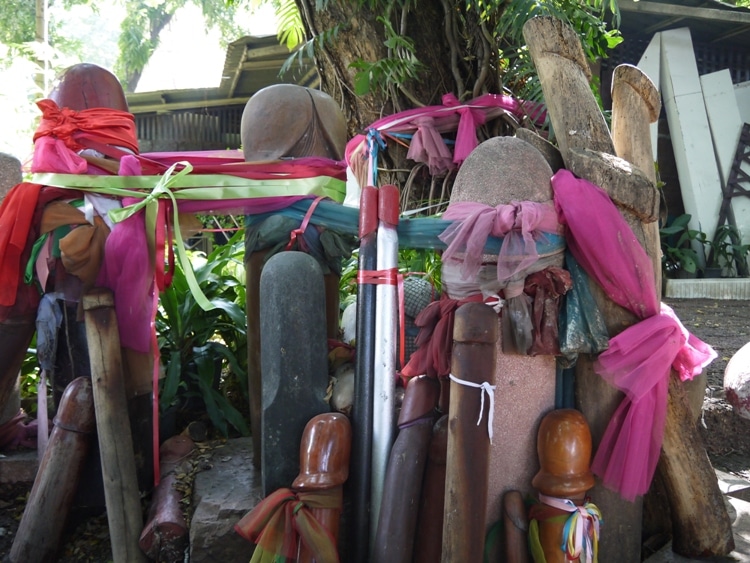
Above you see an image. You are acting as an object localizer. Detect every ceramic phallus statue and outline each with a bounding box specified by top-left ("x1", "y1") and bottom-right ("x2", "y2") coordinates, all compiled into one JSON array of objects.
[{"x1": 529, "y1": 409, "x2": 601, "y2": 563}]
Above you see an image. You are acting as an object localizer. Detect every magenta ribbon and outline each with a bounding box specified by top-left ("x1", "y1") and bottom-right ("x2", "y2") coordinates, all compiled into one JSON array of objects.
[{"x1": 551, "y1": 169, "x2": 716, "y2": 501}]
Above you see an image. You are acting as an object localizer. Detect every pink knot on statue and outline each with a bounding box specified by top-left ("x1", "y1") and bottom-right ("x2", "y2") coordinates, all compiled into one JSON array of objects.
[{"x1": 439, "y1": 200, "x2": 562, "y2": 282}]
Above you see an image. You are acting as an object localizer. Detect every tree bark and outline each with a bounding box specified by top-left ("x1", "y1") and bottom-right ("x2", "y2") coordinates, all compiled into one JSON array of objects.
[{"x1": 294, "y1": 0, "x2": 502, "y2": 194}]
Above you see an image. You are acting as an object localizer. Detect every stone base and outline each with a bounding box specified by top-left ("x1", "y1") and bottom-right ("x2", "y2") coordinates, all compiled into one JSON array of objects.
[{"x1": 189, "y1": 437, "x2": 263, "y2": 563}]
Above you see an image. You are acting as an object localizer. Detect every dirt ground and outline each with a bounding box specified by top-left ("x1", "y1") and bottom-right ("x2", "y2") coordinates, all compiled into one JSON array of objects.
[
  {"x1": 0, "y1": 297, "x2": 749, "y2": 562},
  {"x1": 668, "y1": 298, "x2": 750, "y2": 479}
]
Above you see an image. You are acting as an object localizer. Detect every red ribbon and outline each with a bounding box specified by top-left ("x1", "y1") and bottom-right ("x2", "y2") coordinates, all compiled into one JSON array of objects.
[{"x1": 286, "y1": 195, "x2": 326, "y2": 251}]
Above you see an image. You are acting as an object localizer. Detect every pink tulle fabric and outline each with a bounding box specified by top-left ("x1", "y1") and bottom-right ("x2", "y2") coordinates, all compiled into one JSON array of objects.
[
  {"x1": 407, "y1": 116, "x2": 455, "y2": 176},
  {"x1": 552, "y1": 169, "x2": 716, "y2": 501},
  {"x1": 96, "y1": 196, "x2": 154, "y2": 353},
  {"x1": 438, "y1": 200, "x2": 561, "y2": 282}
]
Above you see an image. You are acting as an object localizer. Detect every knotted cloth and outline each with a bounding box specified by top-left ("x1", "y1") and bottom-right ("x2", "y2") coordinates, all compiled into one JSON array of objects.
[
  {"x1": 33, "y1": 98, "x2": 139, "y2": 169},
  {"x1": 439, "y1": 200, "x2": 562, "y2": 285},
  {"x1": 551, "y1": 169, "x2": 716, "y2": 501},
  {"x1": 234, "y1": 487, "x2": 341, "y2": 563},
  {"x1": 529, "y1": 494, "x2": 602, "y2": 563}
]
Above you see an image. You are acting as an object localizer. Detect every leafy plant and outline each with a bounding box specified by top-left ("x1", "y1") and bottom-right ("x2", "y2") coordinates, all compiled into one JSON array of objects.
[
  {"x1": 705, "y1": 223, "x2": 750, "y2": 278},
  {"x1": 156, "y1": 229, "x2": 249, "y2": 438},
  {"x1": 660, "y1": 213, "x2": 707, "y2": 276},
  {"x1": 19, "y1": 334, "x2": 41, "y2": 416}
]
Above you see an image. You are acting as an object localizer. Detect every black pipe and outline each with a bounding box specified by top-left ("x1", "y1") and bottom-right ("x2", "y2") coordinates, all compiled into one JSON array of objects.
[{"x1": 348, "y1": 185, "x2": 378, "y2": 562}]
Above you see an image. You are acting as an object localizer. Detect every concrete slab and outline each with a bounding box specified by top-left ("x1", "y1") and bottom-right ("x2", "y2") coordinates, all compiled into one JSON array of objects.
[
  {"x1": 701, "y1": 69, "x2": 750, "y2": 247},
  {"x1": 735, "y1": 82, "x2": 750, "y2": 125},
  {"x1": 664, "y1": 278, "x2": 750, "y2": 299},
  {"x1": 661, "y1": 27, "x2": 724, "y2": 252},
  {"x1": 0, "y1": 449, "x2": 38, "y2": 485}
]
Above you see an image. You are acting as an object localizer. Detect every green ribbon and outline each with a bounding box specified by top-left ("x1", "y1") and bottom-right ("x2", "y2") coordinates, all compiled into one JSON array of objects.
[
  {"x1": 32, "y1": 163, "x2": 346, "y2": 313},
  {"x1": 109, "y1": 161, "x2": 214, "y2": 311},
  {"x1": 31, "y1": 171, "x2": 346, "y2": 201}
]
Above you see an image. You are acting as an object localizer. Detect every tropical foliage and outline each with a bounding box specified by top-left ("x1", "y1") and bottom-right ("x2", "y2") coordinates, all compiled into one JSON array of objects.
[{"x1": 156, "y1": 229, "x2": 249, "y2": 437}]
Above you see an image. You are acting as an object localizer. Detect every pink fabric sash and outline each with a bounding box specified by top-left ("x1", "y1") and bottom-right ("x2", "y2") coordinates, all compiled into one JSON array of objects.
[
  {"x1": 438, "y1": 200, "x2": 561, "y2": 282},
  {"x1": 551, "y1": 169, "x2": 716, "y2": 501},
  {"x1": 345, "y1": 93, "x2": 546, "y2": 176}
]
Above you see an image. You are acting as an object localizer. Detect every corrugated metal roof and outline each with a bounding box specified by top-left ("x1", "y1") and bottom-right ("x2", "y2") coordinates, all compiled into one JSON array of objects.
[
  {"x1": 618, "y1": 0, "x2": 750, "y2": 49},
  {"x1": 126, "y1": 35, "x2": 318, "y2": 115}
]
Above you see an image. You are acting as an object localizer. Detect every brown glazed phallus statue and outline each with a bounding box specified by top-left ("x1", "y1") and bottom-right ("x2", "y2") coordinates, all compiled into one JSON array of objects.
[{"x1": 529, "y1": 409, "x2": 601, "y2": 563}]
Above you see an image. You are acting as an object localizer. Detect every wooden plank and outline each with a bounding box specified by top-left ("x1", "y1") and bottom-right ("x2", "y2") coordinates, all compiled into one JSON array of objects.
[
  {"x1": 661, "y1": 27, "x2": 724, "y2": 251},
  {"x1": 82, "y1": 288, "x2": 146, "y2": 563}
]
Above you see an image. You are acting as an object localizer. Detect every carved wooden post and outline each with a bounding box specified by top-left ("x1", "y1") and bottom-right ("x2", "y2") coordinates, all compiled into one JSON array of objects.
[
  {"x1": 530, "y1": 409, "x2": 598, "y2": 563},
  {"x1": 442, "y1": 302, "x2": 497, "y2": 562},
  {"x1": 612, "y1": 63, "x2": 732, "y2": 556},
  {"x1": 293, "y1": 412, "x2": 352, "y2": 563},
  {"x1": 523, "y1": 16, "x2": 734, "y2": 559},
  {"x1": 10, "y1": 377, "x2": 95, "y2": 563},
  {"x1": 413, "y1": 413, "x2": 449, "y2": 563},
  {"x1": 502, "y1": 490, "x2": 531, "y2": 563},
  {"x1": 139, "y1": 434, "x2": 196, "y2": 561},
  {"x1": 373, "y1": 375, "x2": 440, "y2": 563},
  {"x1": 83, "y1": 288, "x2": 146, "y2": 563}
]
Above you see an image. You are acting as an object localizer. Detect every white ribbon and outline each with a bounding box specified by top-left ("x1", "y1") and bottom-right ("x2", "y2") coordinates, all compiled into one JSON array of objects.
[
  {"x1": 483, "y1": 293, "x2": 504, "y2": 314},
  {"x1": 448, "y1": 373, "x2": 496, "y2": 444}
]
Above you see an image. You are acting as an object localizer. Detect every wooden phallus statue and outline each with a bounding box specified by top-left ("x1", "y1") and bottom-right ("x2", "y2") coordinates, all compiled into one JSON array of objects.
[
  {"x1": 241, "y1": 83, "x2": 347, "y2": 163},
  {"x1": 529, "y1": 409, "x2": 600, "y2": 563},
  {"x1": 373, "y1": 374, "x2": 441, "y2": 563},
  {"x1": 235, "y1": 412, "x2": 352, "y2": 562},
  {"x1": 10, "y1": 377, "x2": 95, "y2": 563},
  {"x1": 292, "y1": 412, "x2": 352, "y2": 562}
]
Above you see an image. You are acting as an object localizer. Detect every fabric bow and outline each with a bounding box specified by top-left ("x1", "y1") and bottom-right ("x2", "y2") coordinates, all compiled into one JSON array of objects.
[
  {"x1": 406, "y1": 115, "x2": 455, "y2": 176},
  {"x1": 235, "y1": 487, "x2": 341, "y2": 563},
  {"x1": 551, "y1": 169, "x2": 716, "y2": 500},
  {"x1": 439, "y1": 200, "x2": 561, "y2": 282},
  {"x1": 442, "y1": 93, "x2": 486, "y2": 165},
  {"x1": 536, "y1": 494, "x2": 602, "y2": 563}
]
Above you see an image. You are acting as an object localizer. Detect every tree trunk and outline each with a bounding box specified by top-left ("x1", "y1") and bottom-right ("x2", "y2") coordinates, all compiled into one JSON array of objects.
[{"x1": 294, "y1": 0, "x2": 501, "y2": 192}]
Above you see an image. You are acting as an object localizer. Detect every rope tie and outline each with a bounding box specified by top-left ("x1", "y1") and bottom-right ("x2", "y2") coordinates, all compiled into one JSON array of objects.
[
  {"x1": 538, "y1": 493, "x2": 601, "y2": 563},
  {"x1": 448, "y1": 373, "x2": 496, "y2": 444}
]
